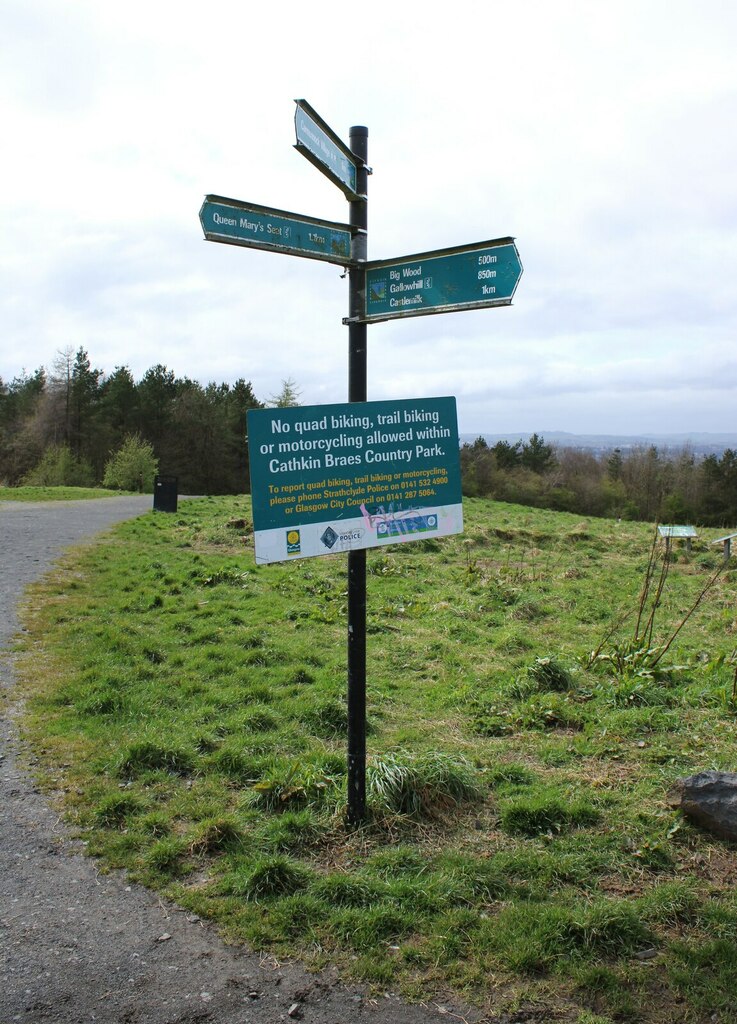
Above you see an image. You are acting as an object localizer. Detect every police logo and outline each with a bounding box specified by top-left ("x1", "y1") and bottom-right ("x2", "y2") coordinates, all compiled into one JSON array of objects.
[{"x1": 321, "y1": 527, "x2": 338, "y2": 549}]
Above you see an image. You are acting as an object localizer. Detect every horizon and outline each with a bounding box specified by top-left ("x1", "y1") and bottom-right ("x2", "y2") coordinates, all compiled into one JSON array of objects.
[
  {"x1": 463, "y1": 429, "x2": 737, "y2": 441},
  {"x1": 4, "y1": 352, "x2": 736, "y2": 445}
]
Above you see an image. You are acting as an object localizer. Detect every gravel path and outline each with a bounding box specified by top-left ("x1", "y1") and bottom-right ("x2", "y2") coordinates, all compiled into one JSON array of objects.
[{"x1": 0, "y1": 498, "x2": 469, "y2": 1024}]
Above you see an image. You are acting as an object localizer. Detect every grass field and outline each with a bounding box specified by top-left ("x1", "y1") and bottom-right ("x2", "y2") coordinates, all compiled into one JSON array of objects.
[
  {"x1": 0, "y1": 485, "x2": 135, "y2": 501},
  {"x1": 12, "y1": 494, "x2": 737, "y2": 1023}
]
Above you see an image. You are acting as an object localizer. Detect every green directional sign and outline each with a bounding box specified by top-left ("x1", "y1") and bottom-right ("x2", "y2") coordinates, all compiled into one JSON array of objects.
[
  {"x1": 294, "y1": 99, "x2": 361, "y2": 200},
  {"x1": 247, "y1": 397, "x2": 463, "y2": 564},
  {"x1": 199, "y1": 195, "x2": 353, "y2": 266},
  {"x1": 363, "y1": 238, "x2": 523, "y2": 323}
]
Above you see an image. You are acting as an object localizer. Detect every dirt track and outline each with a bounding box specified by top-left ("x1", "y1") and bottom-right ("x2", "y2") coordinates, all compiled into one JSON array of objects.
[{"x1": 0, "y1": 498, "x2": 474, "y2": 1024}]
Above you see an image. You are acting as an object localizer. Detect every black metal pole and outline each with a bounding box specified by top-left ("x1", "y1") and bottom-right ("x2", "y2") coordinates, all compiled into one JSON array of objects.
[{"x1": 347, "y1": 125, "x2": 368, "y2": 825}]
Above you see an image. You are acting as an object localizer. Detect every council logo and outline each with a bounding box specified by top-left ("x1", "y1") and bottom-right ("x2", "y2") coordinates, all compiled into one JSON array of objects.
[{"x1": 286, "y1": 529, "x2": 301, "y2": 555}]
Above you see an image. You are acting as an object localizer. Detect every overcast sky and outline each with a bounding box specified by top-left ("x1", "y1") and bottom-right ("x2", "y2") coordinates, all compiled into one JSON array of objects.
[{"x1": 2, "y1": 1, "x2": 736, "y2": 437}]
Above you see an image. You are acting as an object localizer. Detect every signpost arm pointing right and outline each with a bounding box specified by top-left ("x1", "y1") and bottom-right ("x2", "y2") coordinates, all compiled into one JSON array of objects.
[{"x1": 347, "y1": 124, "x2": 368, "y2": 826}]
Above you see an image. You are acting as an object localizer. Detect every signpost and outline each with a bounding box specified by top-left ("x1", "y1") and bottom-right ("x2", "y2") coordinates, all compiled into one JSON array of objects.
[
  {"x1": 363, "y1": 238, "x2": 523, "y2": 322},
  {"x1": 199, "y1": 195, "x2": 353, "y2": 266},
  {"x1": 247, "y1": 397, "x2": 462, "y2": 564},
  {"x1": 294, "y1": 99, "x2": 362, "y2": 200},
  {"x1": 199, "y1": 99, "x2": 522, "y2": 825}
]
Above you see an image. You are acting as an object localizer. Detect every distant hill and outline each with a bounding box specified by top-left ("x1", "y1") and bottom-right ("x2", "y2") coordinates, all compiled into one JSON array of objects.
[{"x1": 459, "y1": 431, "x2": 737, "y2": 458}]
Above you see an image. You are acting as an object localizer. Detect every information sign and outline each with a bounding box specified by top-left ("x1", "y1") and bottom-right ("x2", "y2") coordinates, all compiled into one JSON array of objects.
[
  {"x1": 363, "y1": 238, "x2": 523, "y2": 322},
  {"x1": 199, "y1": 195, "x2": 353, "y2": 265},
  {"x1": 294, "y1": 99, "x2": 361, "y2": 200},
  {"x1": 247, "y1": 397, "x2": 463, "y2": 564},
  {"x1": 658, "y1": 526, "x2": 698, "y2": 538}
]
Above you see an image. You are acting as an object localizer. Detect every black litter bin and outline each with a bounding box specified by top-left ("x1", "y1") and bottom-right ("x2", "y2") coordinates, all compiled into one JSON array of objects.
[{"x1": 153, "y1": 475, "x2": 178, "y2": 513}]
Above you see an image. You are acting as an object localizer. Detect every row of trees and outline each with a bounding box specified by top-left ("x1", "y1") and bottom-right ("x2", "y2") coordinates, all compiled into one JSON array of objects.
[
  {"x1": 0, "y1": 348, "x2": 266, "y2": 493},
  {"x1": 2, "y1": 349, "x2": 735, "y2": 525},
  {"x1": 460, "y1": 435, "x2": 737, "y2": 526}
]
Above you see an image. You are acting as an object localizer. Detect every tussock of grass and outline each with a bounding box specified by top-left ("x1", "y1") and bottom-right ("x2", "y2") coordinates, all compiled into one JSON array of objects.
[
  {"x1": 144, "y1": 837, "x2": 187, "y2": 876},
  {"x1": 226, "y1": 855, "x2": 313, "y2": 901},
  {"x1": 188, "y1": 816, "x2": 246, "y2": 854},
  {"x1": 302, "y1": 696, "x2": 348, "y2": 737},
  {"x1": 487, "y1": 763, "x2": 538, "y2": 788},
  {"x1": 257, "y1": 808, "x2": 327, "y2": 853},
  {"x1": 481, "y1": 899, "x2": 652, "y2": 973},
  {"x1": 136, "y1": 812, "x2": 171, "y2": 837},
  {"x1": 78, "y1": 686, "x2": 129, "y2": 716},
  {"x1": 636, "y1": 879, "x2": 702, "y2": 926},
  {"x1": 527, "y1": 656, "x2": 575, "y2": 692},
  {"x1": 366, "y1": 845, "x2": 428, "y2": 878},
  {"x1": 499, "y1": 791, "x2": 599, "y2": 836},
  {"x1": 332, "y1": 904, "x2": 416, "y2": 950},
  {"x1": 312, "y1": 873, "x2": 385, "y2": 908},
  {"x1": 367, "y1": 751, "x2": 481, "y2": 818},
  {"x1": 208, "y1": 746, "x2": 271, "y2": 783},
  {"x1": 116, "y1": 740, "x2": 196, "y2": 778},
  {"x1": 433, "y1": 854, "x2": 514, "y2": 902},
  {"x1": 14, "y1": 494, "x2": 737, "y2": 1022},
  {"x1": 667, "y1": 939, "x2": 737, "y2": 1012},
  {"x1": 269, "y1": 893, "x2": 328, "y2": 938},
  {"x1": 247, "y1": 757, "x2": 345, "y2": 812},
  {"x1": 94, "y1": 793, "x2": 145, "y2": 826}
]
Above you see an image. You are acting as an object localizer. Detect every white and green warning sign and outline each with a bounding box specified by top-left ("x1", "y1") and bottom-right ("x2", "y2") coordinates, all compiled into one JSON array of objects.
[{"x1": 247, "y1": 396, "x2": 463, "y2": 564}]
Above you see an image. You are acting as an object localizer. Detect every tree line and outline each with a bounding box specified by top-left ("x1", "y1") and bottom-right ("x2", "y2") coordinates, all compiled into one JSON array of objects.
[
  {"x1": 2, "y1": 349, "x2": 735, "y2": 525},
  {"x1": 461, "y1": 434, "x2": 737, "y2": 527},
  {"x1": 0, "y1": 348, "x2": 265, "y2": 494}
]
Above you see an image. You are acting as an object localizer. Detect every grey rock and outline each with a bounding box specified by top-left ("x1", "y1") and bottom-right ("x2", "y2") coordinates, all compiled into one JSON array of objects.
[{"x1": 669, "y1": 770, "x2": 737, "y2": 840}]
